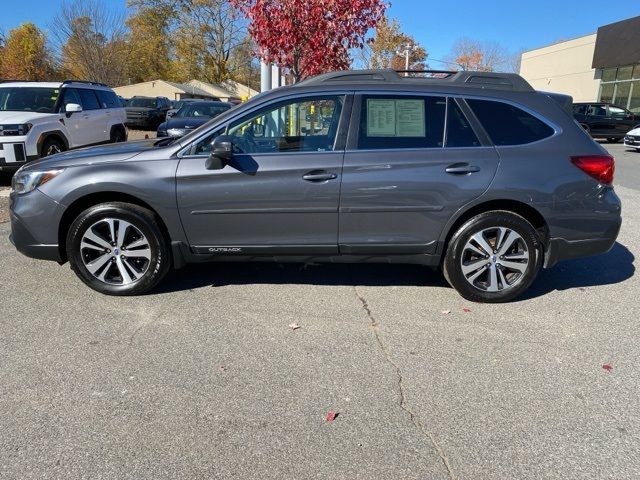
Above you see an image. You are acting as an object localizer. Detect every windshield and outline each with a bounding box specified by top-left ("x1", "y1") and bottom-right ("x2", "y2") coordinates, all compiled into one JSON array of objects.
[
  {"x1": 0, "y1": 87, "x2": 60, "y2": 113},
  {"x1": 128, "y1": 98, "x2": 156, "y2": 108},
  {"x1": 176, "y1": 104, "x2": 230, "y2": 118}
]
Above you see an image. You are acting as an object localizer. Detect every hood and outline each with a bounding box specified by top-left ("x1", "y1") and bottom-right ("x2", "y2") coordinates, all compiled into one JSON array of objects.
[
  {"x1": 161, "y1": 116, "x2": 210, "y2": 130},
  {"x1": 628, "y1": 126, "x2": 640, "y2": 136},
  {"x1": 22, "y1": 138, "x2": 164, "y2": 171},
  {"x1": 0, "y1": 111, "x2": 53, "y2": 123}
]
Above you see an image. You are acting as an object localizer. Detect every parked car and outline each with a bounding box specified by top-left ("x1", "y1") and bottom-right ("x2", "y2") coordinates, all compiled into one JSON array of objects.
[
  {"x1": 9, "y1": 69, "x2": 621, "y2": 302},
  {"x1": 165, "y1": 98, "x2": 220, "y2": 120},
  {"x1": 624, "y1": 126, "x2": 640, "y2": 151},
  {"x1": 0, "y1": 80, "x2": 127, "y2": 173},
  {"x1": 157, "y1": 101, "x2": 233, "y2": 138},
  {"x1": 125, "y1": 96, "x2": 171, "y2": 130},
  {"x1": 573, "y1": 102, "x2": 639, "y2": 142}
]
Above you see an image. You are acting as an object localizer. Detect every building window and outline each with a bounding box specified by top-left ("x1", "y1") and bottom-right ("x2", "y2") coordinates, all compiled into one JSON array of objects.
[{"x1": 599, "y1": 64, "x2": 640, "y2": 111}]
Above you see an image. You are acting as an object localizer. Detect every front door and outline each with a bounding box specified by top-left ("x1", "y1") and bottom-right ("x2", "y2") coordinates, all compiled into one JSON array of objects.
[
  {"x1": 176, "y1": 94, "x2": 350, "y2": 255},
  {"x1": 339, "y1": 95, "x2": 499, "y2": 254}
]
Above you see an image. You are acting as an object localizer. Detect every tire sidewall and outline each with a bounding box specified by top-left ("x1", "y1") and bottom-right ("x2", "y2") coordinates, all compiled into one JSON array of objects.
[
  {"x1": 66, "y1": 203, "x2": 169, "y2": 295},
  {"x1": 444, "y1": 211, "x2": 542, "y2": 303}
]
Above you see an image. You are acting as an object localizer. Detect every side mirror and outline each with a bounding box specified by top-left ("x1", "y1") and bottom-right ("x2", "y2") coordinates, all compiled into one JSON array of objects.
[
  {"x1": 205, "y1": 135, "x2": 233, "y2": 170},
  {"x1": 65, "y1": 103, "x2": 82, "y2": 114}
]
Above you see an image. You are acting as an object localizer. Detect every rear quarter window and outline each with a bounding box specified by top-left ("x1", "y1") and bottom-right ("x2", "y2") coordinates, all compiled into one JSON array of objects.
[
  {"x1": 466, "y1": 99, "x2": 555, "y2": 146},
  {"x1": 95, "y1": 89, "x2": 120, "y2": 109}
]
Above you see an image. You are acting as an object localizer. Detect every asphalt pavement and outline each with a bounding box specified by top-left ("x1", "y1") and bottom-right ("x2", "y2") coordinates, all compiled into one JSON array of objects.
[{"x1": 0, "y1": 144, "x2": 639, "y2": 479}]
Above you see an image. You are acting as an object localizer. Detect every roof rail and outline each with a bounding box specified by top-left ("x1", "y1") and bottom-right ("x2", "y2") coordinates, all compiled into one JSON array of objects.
[
  {"x1": 298, "y1": 69, "x2": 534, "y2": 92},
  {"x1": 62, "y1": 79, "x2": 109, "y2": 87}
]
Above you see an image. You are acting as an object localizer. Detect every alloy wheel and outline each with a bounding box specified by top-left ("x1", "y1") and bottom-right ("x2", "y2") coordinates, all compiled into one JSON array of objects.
[
  {"x1": 79, "y1": 218, "x2": 152, "y2": 285},
  {"x1": 460, "y1": 226, "x2": 530, "y2": 293}
]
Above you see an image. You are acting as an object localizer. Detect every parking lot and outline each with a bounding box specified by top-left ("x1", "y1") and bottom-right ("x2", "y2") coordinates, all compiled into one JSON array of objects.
[{"x1": 1, "y1": 143, "x2": 639, "y2": 479}]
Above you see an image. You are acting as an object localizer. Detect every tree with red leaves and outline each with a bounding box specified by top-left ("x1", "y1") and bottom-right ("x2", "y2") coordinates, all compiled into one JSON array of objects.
[{"x1": 231, "y1": 0, "x2": 388, "y2": 82}]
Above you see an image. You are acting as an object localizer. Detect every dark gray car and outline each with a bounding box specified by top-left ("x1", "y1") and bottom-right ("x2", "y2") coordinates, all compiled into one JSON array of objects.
[{"x1": 8, "y1": 69, "x2": 622, "y2": 302}]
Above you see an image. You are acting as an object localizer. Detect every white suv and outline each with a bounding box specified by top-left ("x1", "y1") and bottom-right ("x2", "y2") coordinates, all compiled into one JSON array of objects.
[{"x1": 0, "y1": 80, "x2": 127, "y2": 172}]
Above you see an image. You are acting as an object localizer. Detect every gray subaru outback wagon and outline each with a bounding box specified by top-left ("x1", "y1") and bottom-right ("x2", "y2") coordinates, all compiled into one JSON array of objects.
[{"x1": 9, "y1": 69, "x2": 621, "y2": 302}]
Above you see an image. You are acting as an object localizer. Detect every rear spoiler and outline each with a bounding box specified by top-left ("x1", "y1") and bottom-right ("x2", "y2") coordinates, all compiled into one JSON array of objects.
[{"x1": 540, "y1": 91, "x2": 573, "y2": 117}]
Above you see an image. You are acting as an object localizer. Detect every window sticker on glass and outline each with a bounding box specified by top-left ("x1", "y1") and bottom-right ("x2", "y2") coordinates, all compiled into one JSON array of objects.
[
  {"x1": 367, "y1": 99, "x2": 396, "y2": 136},
  {"x1": 366, "y1": 99, "x2": 425, "y2": 137},
  {"x1": 396, "y1": 99, "x2": 425, "y2": 137}
]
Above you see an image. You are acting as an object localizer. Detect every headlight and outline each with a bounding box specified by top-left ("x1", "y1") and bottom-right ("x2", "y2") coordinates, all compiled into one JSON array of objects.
[
  {"x1": 11, "y1": 169, "x2": 64, "y2": 195},
  {"x1": 0, "y1": 123, "x2": 32, "y2": 136}
]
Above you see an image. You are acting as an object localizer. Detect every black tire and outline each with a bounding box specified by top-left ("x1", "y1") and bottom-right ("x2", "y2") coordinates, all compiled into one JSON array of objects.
[
  {"x1": 66, "y1": 202, "x2": 170, "y2": 296},
  {"x1": 41, "y1": 137, "x2": 66, "y2": 157},
  {"x1": 443, "y1": 211, "x2": 543, "y2": 303},
  {"x1": 111, "y1": 127, "x2": 126, "y2": 143},
  {"x1": 607, "y1": 138, "x2": 621, "y2": 143}
]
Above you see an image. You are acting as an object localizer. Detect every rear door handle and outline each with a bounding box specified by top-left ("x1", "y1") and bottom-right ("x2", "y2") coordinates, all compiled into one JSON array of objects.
[
  {"x1": 445, "y1": 163, "x2": 481, "y2": 175},
  {"x1": 302, "y1": 170, "x2": 338, "y2": 182}
]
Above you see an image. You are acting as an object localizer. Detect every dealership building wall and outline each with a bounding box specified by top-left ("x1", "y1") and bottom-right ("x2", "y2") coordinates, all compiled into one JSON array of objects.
[{"x1": 520, "y1": 16, "x2": 640, "y2": 113}]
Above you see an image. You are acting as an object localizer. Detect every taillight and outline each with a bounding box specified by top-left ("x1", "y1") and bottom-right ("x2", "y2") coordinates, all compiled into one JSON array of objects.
[{"x1": 570, "y1": 155, "x2": 615, "y2": 184}]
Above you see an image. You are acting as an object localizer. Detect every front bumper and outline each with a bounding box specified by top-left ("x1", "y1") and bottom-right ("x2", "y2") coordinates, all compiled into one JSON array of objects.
[
  {"x1": 0, "y1": 138, "x2": 28, "y2": 170},
  {"x1": 9, "y1": 189, "x2": 63, "y2": 262},
  {"x1": 624, "y1": 135, "x2": 640, "y2": 148}
]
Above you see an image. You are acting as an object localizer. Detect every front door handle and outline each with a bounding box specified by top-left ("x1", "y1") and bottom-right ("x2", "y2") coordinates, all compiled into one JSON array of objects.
[
  {"x1": 445, "y1": 163, "x2": 481, "y2": 175},
  {"x1": 302, "y1": 170, "x2": 338, "y2": 182}
]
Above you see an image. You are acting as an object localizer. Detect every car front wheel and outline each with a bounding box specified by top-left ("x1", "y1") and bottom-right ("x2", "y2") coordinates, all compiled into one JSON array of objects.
[
  {"x1": 443, "y1": 211, "x2": 543, "y2": 303},
  {"x1": 66, "y1": 202, "x2": 170, "y2": 295}
]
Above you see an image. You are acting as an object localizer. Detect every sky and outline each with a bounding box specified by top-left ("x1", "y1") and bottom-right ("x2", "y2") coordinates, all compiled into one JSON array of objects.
[{"x1": 1, "y1": 0, "x2": 639, "y2": 67}]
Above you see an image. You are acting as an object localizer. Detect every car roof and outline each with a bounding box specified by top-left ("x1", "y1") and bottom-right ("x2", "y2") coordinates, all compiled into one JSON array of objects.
[{"x1": 0, "y1": 80, "x2": 114, "y2": 91}]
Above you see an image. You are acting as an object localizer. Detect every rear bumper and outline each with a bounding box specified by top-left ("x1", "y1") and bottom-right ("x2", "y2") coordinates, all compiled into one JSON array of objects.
[{"x1": 544, "y1": 216, "x2": 621, "y2": 268}]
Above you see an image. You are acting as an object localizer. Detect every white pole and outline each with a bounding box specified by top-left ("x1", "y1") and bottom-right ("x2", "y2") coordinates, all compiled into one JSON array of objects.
[{"x1": 260, "y1": 61, "x2": 272, "y2": 92}]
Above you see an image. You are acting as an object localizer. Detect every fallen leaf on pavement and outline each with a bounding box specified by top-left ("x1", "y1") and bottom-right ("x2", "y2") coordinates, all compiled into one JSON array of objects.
[
  {"x1": 462, "y1": 308, "x2": 471, "y2": 313},
  {"x1": 602, "y1": 363, "x2": 613, "y2": 372},
  {"x1": 441, "y1": 309, "x2": 451, "y2": 314},
  {"x1": 218, "y1": 365, "x2": 226, "y2": 372},
  {"x1": 326, "y1": 411, "x2": 337, "y2": 422},
  {"x1": 289, "y1": 323, "x2": 301, "y2": 330}
]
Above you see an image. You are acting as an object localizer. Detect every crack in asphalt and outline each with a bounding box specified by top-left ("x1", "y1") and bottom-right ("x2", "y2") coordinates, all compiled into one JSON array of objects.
[{"x1": 351, "y1": 283, "x2": 457, "y2": 480}]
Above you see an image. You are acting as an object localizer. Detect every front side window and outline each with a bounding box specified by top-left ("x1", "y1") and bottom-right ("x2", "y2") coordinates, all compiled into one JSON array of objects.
[
  {"x1": 587, "y1": 105, "x2": 607, "y2": 117},
  {"x1": 467, "y1": 99, "x2": 554, "y2": 146},
  {"x1": 358, "y1": 95, "x2": 446, "y2": 149},
  {"x1": 225, "y1": 95, "x2": 344, "y2": 154},
  {"x1": 608, "y1": 105, "x2": 630, "y2": 119},
  {"x1": 0, "y1": 87, "x2": 60, "y2": 113},
  {"x1": 60, "y1": 88, "x2": 82, "y2": 111}
]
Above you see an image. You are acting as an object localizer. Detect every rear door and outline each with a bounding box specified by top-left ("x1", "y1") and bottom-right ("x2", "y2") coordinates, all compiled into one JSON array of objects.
[
  {"x1": 338, "y1": 94, "x2": 499, "y2": 254},
  {"x1": 76, "y1": 88, "x2": 107, "y2": 144}
]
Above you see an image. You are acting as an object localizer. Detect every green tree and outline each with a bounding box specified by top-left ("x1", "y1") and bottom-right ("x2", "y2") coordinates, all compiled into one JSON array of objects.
[
  {"x1": 52, "y1": 0, "x2": 128, "y2": 85},
  {"x1": 125, "y1": 1, "x2": 173, "y2": 82},
  {"x1": 1, "y1": 23, "x2": 53, "y2": 80},
  {"x1": 359, "y1": 16, "x2": 427, "y2": 71}
]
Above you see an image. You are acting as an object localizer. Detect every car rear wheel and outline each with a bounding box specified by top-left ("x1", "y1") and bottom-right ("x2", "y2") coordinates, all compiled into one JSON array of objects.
[
  {"x1": 66, "y1": 202, "x2": 170, "y2": 295},
  {"x1": 443, "y1": 211, "x2": 543, "y2": 303},
  {"x1": 111, "y1": 128, "x2": 126, "y2": 143},
  {"x1": 607, "y1": 138, "x2": 621, "y2": 143}
]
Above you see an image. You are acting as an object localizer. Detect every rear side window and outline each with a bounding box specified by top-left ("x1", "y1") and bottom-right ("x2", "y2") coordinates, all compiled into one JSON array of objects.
[
  {"x1": 358, "y1": 95, "x2": 446, "y2": 149},
  {"x1": 467, "y1": 99, "x2": 554, "y2": 146},
  {"x1": 446, "y1": 99, "x2": 481, "y2": 148},
  {"x1": 95, "y1": 89, "x2": 120, "y2": 109},
  {"x1": 573, "y1": 104, "x2": 587, "y2": 115},
  {"x1": 77, "y1": 88, "x2": 101, "y2": 110}
]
